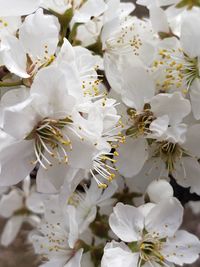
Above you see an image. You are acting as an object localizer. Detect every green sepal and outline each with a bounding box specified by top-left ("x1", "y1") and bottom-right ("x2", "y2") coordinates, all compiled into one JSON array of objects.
[
  {"x1": 68, "y1": 22, "x2": 83, "y2": 44},
  {"x1": 86, "y1": 37, "x2": 103, "y2": 56},
  {"x1": 176, "y1": 0, "x2": 200, "y2": 9},
  {"x1": 126, "y1": 126, "x2": 137, "y2": 136},
  {"x1": 128, "y1": 241, "x2": 139, "y2": 252}
]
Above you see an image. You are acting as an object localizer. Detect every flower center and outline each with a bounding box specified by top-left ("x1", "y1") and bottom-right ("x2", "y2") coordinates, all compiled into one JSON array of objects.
[
  {"x1": 26, "y1": 47, "x2": 55, "y2": 79},
  {"x1": 105, "y1": 21, "x2": 145, "y2": 56},
  {"x1": 139, "y1": 238, "x2": 164, "y2": 265},
  {"x1": 153, "y1": 48, "x2": 199, "y2": 93},
  {"x1": 155, "y1": 141, "x2": 183, "y2": 173},
  {"x1": 126, "y1": 104, "x2": 155, "y2": 137},
  {"x1": 129, "y1": 234, "x2": 165, "y2": 266},
  {"x1": 26, "y1": 117, "x2": 73, "y2": 169}
]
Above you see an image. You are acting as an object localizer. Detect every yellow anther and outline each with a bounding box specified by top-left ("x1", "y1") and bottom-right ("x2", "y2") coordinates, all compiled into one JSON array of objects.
[
  {"x1": 114, "y1": 151, "x2": 119, "y2": 156},
  {"x1": 98, "y1": 183, "x2": 108, "y2": 189}
]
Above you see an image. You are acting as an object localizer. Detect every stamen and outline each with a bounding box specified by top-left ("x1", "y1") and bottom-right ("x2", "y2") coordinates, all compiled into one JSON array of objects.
[
  {"x1": 90, "y1": 152, "x2": 118, "y2": 188},
  {"x1": 155, "y1": 141, "x2": 183, "y2": 173},
  {"x1": 25, "y1": 117, "x2": 73, "y2": 168},
  {"x1": 153, "y1": 48, "x2": 199, "y2": 93},
  {"x1": 126, "y1": 106, "x2": 155, "y2": 137}
]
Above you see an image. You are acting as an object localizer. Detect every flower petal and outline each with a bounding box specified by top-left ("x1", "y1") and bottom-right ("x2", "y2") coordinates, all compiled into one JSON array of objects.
[
  {"x1": 174, "y1": 157, "x2": 200, "y2": 195},
  {"x1": 161, "y1": 230, "x2": 200, "y2": 265},
  {"x1": 0, "y1": 35, "x2": 28, "y2": 78},
  {"x1": 64, "y1": 249, "x2": 83, "y2": 267},
  {"x1": 0, "y1": 140, "x2": 34, "y2": 186},
  {"x1": 183, "y1": 124, "x2": 200, "y2": 158},
  {"x1": 1, "y1": 216, "x2": 24, "y2": 246},
  {"x1": 181, "y1": 13, "x2": 200, "y2": 58},
  {"x1": 0, "y1": 189, "x2": 23, "y2": 218},
  {"x1": 145, "y1": 198, "x2": 183, "y2": 238},
  {"x1": 150, "y1": 92, "x2": 191, "y2": 125},
  {"x1": 146, "y1": 179, "x2": 173, "y2": 204},
  {"x1": 116, "y1": 137, "x2": 149, "y2": 178},
  {"x1": 102, "y1": 241, "x2": 139, "y2": 267},
  {"x1": 0, "y1": 0, "x2": 40, "y2": 16},
  {"x1": 109, "y1": 202, "x2": 144, "y2": 242},
  {"x1": 19, "y1": 9, "x2": 60, "y2": 60},
  {"x1": 73, "y1": 0, "x2": 107, "y2": 23},
  {"x1": 122, "y1": 66, "x2": 155, "y2": 110}
]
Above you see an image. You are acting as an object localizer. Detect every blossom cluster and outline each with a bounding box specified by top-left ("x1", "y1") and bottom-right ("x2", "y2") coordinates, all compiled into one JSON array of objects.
[{"x1": 0, "y1": 0, "x2": 200, "y2": 266}]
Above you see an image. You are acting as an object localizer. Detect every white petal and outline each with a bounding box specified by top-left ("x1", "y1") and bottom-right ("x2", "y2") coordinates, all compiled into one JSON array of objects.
[
  {"x1": 163, "y1": 123, "x2": 188, "y2": 144},
  {"x1": 145, "y1": 198, "x2": 183, "y2": 238},
  {"x1": 66, "y1": 205, "x2": 79, "y2": 248},
  {"x1": 149, "y1": 5, "x2": 169, "y2": 33},
  {"x1": 26, "y1": 192, "x2": 44, "y2": 214},
  {"x1": 122, "y1": 66, "x2": 155, "y2": 110},
  {"x1": 78, "y1": 205, "x2": 97, "y2": 234},
  {"x1": 174, "y1": 157, "x2": 200, "y2": 195},
  {"x1": 102, "y1": 241, "x2": 139, "y2": 267},
  {"x1": 183, "y1": 124, "x2": 200, "y2": 158},
  {"x1": 103, "y1": 53, "x2": 123, "y2": 94},
  {"x1": 138, "y1": 203, "x2": 155, "y2": 217},
  {"x1": 157, "y1": 0, "x2": 178, "y2": 6},
  {"x1": 59, "y1": 169, "x2": 84, "y2": 206},
  {"x1": 73, "y1": 0, "x2": 107, "y2": 23},
  {"x1": 43, "y1": 195, "x2": 62, "y2": 224},
  {"x1": 36, "y1": 156, "x2": 71, "y2": 194},
  {"x1": 19, "y1": 9, "x2": 60, "y2": 60},
  {"x1": 149, "y1": 115, "x2": 169, "y2": 138},
  {"x1": 1, "y1": 216, "x2": 24, "y2": 246},
  {"x1": 41, "y1": 0, "x2": 71, "y2": 14},
  {"x1": 0, "y1": 0, "x2": 40, "y2": 16},
  {"x1": 119, "y1": 3, "x2": 135, "y2": 17},
  {"x1": 150, "y1": 92, "x2": 191, "y2": 125},
  {"x1": 109, "y1": 202, "x2": 144, "y2": 242},
  {"x1": 67, "y1": 132, "x2": 97, "y2": 170},
  {"x1": 56, "y1": 38, "x2": 75, "y2": 65},
  {"x1": 190, "y1": 78, "x2": 200, "y2": 120},
  {"x1": 0, "y1": 16, "x2": 21, "y2": 37},
  {"x1": 1, "y1": 87, "x2": 30, "y2": 108},
  {"x1": 142, "y1": 262, "x2": 167, "y2": 267},
  {"x1": 39, "y1": 259, "x2": 65, "y2": 267},
  {"x1": 0, "y1": 140, "x2": 34, "y2": 186},
  {"x1": 146, "y1": 179, "x2": 173, "y2": 204},
  {"x1": 116, "y1": 137, "x2": 149, "y2": 178},
  {"x1": 161, "y1": 230, "x2": 200, "y2": 265},
  {"x1": 136, "y1": 0, "x2": 153, "y2": 7},
  {"x1": 64, "y1": 249, "x2": 83, "y2": 267},
  {"x1": 31, "y1": 66, "x2": 76, "y2": 118},
  {"x1": 0, "y1": 35, "x2": 28, "y2": 78},
  {"x1": 97, "y1": 181, "x2": 118, "y2": 205},
  {"x1": 0, "y1": 189, "x2": 23, "y2": 218},
  {"x1": 181, "y1": 13, "x2": 200, "y2": 57},
  {"x1": 103, "y1": 0, "x2": 120, "y2": 24},
  {"x1": 2, "y1": 97, "x2": 38, "y2": 139},
  {"x1": 26, "y1": 214, "x2": 41, "y2": 227},
  {"x1": 130, "y1": 158, "x2": 168, "y2": 193},
  {"x1": 22, "y1": 176, "x2": 31, "y2": 196}
]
